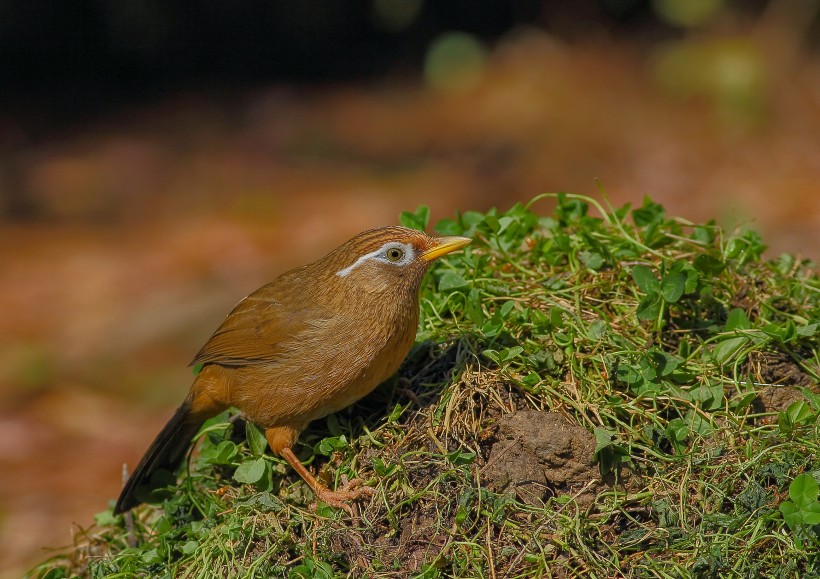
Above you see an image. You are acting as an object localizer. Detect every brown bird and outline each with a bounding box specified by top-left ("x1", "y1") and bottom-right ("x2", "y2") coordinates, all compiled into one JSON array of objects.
[{"x1": 115, "y1": 226, "x2": 470, "y2": 515}]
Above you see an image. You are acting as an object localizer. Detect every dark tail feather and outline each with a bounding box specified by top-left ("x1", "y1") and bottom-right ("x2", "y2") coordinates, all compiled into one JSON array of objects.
[{"x1": 114, "y1": 397, "x2": 204, "y2": 513}]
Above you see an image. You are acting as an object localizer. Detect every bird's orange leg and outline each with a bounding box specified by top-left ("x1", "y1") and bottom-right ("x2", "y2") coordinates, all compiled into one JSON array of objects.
[{"x1": 266, "y1": 426, "x2": 375, "y2": 515}]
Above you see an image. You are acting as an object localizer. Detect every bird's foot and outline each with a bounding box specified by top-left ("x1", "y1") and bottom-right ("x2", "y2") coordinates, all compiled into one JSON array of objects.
[
  {"x1": 277, "y1": 446, "x2": 376, "y2": 516},
  {"x1": 313, "y1": 479, "x2": 376, "y2": 516}
]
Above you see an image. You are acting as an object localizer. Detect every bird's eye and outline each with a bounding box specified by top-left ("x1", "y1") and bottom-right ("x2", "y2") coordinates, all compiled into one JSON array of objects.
[{"x1": 385, "y1": 247, "x2": 405, "y2": 262}]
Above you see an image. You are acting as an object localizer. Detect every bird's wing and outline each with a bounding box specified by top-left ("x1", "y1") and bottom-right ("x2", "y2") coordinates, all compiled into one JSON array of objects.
[{"x1": 189, "y1": 281, "x2": 327, "y2": 367}]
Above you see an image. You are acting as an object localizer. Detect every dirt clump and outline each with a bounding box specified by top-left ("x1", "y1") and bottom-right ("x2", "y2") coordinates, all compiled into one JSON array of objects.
[
  {"x1": 756, "y1": 385, "x2": 807, "y2": 413},
  {"x1": 482, "y1": 411, "x2": 603, "y2": 508},
  {"x1": 747, "y1": 350, "x2": 814, "y2": 388},
  {"x1": 746, "y1": 350, "x2": 818, "y2": 413}
]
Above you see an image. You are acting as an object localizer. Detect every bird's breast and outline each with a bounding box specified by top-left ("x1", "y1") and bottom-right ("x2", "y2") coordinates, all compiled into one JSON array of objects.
[{"x1": 226, "y1": 298, "x2": 419, "y2": 427}]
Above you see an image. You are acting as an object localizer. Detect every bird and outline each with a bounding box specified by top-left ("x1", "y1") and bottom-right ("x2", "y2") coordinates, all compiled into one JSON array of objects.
[{"x1": 114, "y1": 225, "x2": 471, "y2": 515}]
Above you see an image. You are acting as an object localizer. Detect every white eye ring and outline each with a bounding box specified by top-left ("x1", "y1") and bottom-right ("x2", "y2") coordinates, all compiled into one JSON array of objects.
[
  {"x1": 385, "y1": 247, "x2": 405, "y2": 262},
  {"x1": 379, "y1": 242, "x2": 414, "y2": 267},
  {"x1": 336, "y1": 242, "x2": 415, "y2": 277}
]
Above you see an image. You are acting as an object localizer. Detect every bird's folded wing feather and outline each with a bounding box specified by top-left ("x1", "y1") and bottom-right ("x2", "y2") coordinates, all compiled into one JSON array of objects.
[{"x1": 190, "y1": 282, "x2": 325, "y2": 366}]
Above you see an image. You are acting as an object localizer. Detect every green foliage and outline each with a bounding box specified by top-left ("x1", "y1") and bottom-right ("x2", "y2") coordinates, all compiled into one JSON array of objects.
[
  {"x1": 779, "y1": 473, "x2": 820, "y2": 549},
  {"x1": 289, "y1": 556, "x2": 334, "y2": 579},
  {"x1": 778, "y1": 399, "x2": 818, "y2": 436},
  {"x1": 399, "y1": 205, "x2": 430, "y2": 232},
  {"x1": 30, "y1": 193, "x2": 820, "y2": 578}
]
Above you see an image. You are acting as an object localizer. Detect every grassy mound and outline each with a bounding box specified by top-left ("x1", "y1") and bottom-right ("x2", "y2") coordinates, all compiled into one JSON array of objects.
[{"x1": 32, "y1": 194, "x2": 819, "y2": 578}]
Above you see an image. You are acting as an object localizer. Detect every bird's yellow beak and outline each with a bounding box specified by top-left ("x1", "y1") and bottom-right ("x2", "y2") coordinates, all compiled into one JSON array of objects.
[{"x1": 422, "y1": 236, "x2": 472, "y2": 262}]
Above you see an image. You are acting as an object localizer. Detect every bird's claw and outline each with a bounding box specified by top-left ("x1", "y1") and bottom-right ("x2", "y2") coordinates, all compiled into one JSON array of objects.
[{"x1": 313, "y1": 479, "x2": 376, "y2": 516}]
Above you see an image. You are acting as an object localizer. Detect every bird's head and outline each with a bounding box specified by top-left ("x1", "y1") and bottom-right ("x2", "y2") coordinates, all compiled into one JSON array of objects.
[{"x1": 325, "y1": 226, "x2": 471, "y2": 295}]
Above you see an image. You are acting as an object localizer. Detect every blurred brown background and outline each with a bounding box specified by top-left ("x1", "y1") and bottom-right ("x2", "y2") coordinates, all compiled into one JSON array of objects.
[{"x1": 1, "y1": 0, "x2": 819, "y2": 575}]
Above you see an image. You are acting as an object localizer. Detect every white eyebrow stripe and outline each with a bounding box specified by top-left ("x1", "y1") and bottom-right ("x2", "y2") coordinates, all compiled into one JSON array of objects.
[{"x1": 336, "y1": 247, "x2": 383, "y2": 277}]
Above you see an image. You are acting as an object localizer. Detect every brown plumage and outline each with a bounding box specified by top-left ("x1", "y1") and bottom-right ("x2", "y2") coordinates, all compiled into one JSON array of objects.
[{"x1": 115, "y1": 226, "x2": 470, "y2": 514}]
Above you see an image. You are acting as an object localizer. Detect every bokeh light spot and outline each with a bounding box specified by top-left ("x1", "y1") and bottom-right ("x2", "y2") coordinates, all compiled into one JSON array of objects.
[{"x1": 424, "y1": 31, "x2": 487, "y2": 94}]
